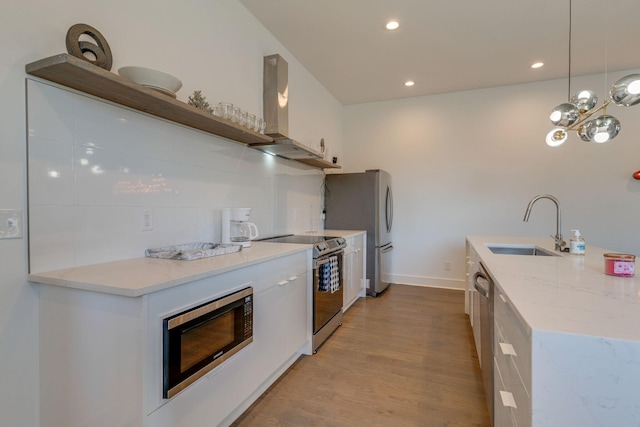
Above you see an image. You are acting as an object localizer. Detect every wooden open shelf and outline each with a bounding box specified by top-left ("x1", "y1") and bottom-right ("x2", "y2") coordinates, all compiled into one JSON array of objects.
[
  {"x1": 25, "y1": 54, "x2": 341, "y2": 169},
  {"x1": 297, "y1": 157, "x2": 341, "y2": 168},
  {"x1": 25, "y1": 54, "x2": 273, "y2": 145}
]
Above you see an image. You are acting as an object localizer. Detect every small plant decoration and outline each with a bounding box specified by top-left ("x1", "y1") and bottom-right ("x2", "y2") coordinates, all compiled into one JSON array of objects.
[{"x1": 188, "y1": 90, "x2": 213, "y2": 113}]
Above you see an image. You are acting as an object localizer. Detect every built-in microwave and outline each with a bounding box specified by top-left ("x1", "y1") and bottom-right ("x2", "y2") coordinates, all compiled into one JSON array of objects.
[{"x1": 163, "y1": 286, "x2": 253, "y2": 398}]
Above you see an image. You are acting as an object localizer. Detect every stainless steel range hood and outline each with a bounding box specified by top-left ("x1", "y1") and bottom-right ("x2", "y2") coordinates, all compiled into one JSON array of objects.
[
  {"x1": 250, "y1": 137, "x2": 324, "y2": 159},
  {"x1": 249, "y1": 54, "x2": 323, "y2": 161},
  {"x1": 263, "y1": 53, "x2": 289, "y2": 140}
]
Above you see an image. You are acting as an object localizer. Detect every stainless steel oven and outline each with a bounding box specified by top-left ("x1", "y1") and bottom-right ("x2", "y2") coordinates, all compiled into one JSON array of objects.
[
  {"x1": 257, "y1": 234, "x2": 346, "y2": 352},
  {"x1": 312, "y1": 248, "x2": 344, "y2": 352},
  {"x1": 163, "y1": 287, "x2": 253, "y2": 398}
]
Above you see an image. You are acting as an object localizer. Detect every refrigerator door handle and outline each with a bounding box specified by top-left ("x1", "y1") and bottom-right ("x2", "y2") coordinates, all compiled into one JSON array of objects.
[
  {"x1": 381, "y1": 244, "x2": 393, "y2": 253},
  {"x1": 385, "y1": 185, "x2": 393, "y2": 233}
]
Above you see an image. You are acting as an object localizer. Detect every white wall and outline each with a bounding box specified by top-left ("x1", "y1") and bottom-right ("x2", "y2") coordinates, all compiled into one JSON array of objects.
[
  {"x1": 26, "y1": 80, "x2": 324, "y2": 272},
  {"x1": 342, "y1": 71, "x2": 640, "y2": 288},
  {"x1": 2, "y1": 1, "x2": 343, "y2": 425},
  {"x1": 6, "y1": 1, "x2": 640, "y2": 424}
]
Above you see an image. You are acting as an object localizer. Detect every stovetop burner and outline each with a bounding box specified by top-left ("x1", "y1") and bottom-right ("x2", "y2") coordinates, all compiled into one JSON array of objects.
[{"x1": 258, "y1": 234, "x2": 346, "y2": 258}]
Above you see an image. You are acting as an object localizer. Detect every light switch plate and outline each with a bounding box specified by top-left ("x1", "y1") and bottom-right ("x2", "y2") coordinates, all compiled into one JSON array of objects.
[{"x1": 0, "y1": 209, "x2": 22, "y2": 239}]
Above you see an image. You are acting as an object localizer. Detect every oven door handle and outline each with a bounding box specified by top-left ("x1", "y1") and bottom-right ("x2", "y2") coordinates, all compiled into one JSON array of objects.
[{"x1": 315, "y1": 257, "x2": 331, "y2": 269}]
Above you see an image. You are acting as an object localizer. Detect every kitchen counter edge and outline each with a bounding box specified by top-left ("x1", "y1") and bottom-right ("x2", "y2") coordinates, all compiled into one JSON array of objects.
[
  {"x1": 467, "y1": 235, "x2": 640, "y2": 343},
  {"x1": 303, "y1": 229, "x2": 366, "y2": 239},
  {"x1": 28, "y1": 242, "x2": 311, "y2": 298}
]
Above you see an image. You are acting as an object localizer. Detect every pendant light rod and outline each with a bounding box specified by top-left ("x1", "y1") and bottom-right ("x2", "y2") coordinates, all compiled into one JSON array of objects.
[
  {"x1": 567, "y1": 0, "x2": 572, "y2": 102},
  {"x1": 603, "y1": 0, "x2": 609, "y2": 96},
  {"x1": 545, "y1": 0, "x2": 640, "y2": 146}
]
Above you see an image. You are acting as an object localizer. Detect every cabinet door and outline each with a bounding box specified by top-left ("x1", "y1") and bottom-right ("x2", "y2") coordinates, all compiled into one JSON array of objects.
[
  {"x1": 343, "y1": 250, "x2": 355, "y2": 308},
  {"x1": 493, "y1": 358, "x2": 512, "y2": 427},
  {"x1": 466, "y1": 240, "x2": 478, "y2": 320},
  {"x1": 494, "y1": 281, "x2": 532, "y2": 427},
  {"x1": 343, "y1": 234, "x2": 365, "y2": 310},
  {"x1": 253, "y1": 253, "x2": 310, "y2": 379},
  {"x1": 467, "y1": 242, "x2": 482, "y2": 359},
  {"x1": 280, "y1": 273, "x2": 308, "y2": 356},
  {"x1": 352, "y1": 238, "x2": 364, "y2": 298}
]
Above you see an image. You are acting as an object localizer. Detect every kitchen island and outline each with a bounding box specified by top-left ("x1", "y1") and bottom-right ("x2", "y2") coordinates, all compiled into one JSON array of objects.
[{"x1": 466, "y1": 236, "x2": 640, "y2": 427}]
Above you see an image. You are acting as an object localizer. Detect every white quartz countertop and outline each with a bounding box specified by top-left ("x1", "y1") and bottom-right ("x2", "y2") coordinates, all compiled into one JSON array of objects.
[
  {"x1": 264, "y1": 229, "x2": 365, "y2": 239},
  {"x1": 28, "y1": 242, "x2": 310, "y2": 297},
  {"x1": 28, "y1": 229, "x2": 366, "y2": 298},
  {"x1": 467, "y1": 235, "x2": 640, "y2": 343},
  {"x1": 309, "y1": 229, "x2": 366, "y2": 238}
]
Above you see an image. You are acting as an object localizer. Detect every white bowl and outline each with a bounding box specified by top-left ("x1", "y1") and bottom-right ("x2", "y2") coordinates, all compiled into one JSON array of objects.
[{"x1": 118, "y1": 66, "x2": 182, "y2": 94}]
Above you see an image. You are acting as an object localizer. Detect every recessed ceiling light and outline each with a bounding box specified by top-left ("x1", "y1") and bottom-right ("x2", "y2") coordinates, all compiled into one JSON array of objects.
[
  {"x1": 386, "y1": 20, "x2": 399, "y2": 30},
  {"x1": 405, "y1": 81, "x2": 415, "y2": 87},
  {"x1": 531, "y1": 62, "x2": 544, "y2": 69}
]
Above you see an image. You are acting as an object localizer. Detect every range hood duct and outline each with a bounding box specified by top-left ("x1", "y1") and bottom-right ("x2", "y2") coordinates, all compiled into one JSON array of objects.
[
  {"x1": 263, "y1": 54, "x2": 289, "y2": 140},
  {"x1": 251, "y1": 54, "x2": 323, "y2": 160}
]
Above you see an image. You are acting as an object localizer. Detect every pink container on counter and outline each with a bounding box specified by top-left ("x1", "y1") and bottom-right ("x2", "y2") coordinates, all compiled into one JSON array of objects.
[{"x1": 603, "y1": 253, "x2": 636, "y2": 277}]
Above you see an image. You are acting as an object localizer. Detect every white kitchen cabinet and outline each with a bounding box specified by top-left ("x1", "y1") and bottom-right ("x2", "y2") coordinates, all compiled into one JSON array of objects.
[
  {"x1": 150, "y1": 251, "x2": 311, "y2": 427},
  {"x1": 467, "y1": 236, "x2": 640, "y2": 426},
  {"x1": 343, "y1": 233, "x2": 366, "y2": 310},
  {"x1": 494, "y1": 359, "x2": 517, "y2": 427},
  {"x1": 465, "y1": 240, "x2": 481, "y2": 357},
  {"x1": 251, "y1": 253, "x2": 311, "y2": 377},
  {"x1": 493, "y1": 280, "x2": 532, "y2": 427},
  {"x1": 37, "y1": 249, "x2": 312, "y2": 427}
]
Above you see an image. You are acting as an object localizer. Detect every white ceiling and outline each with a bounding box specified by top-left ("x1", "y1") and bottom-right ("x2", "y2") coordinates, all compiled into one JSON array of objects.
[{"x1": 239, "y1": 0, "x2": 640, "y2": 105}]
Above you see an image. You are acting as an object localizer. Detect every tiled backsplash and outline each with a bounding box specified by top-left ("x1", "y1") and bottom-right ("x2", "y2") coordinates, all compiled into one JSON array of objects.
[{"x1": 27, "y1": 80, "x2": 323, "y2": 273}]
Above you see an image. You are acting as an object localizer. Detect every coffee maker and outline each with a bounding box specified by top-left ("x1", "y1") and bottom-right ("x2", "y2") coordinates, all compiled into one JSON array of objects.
[{"x1": 221, "y1": 208, "x2": 259, "y2": 248}]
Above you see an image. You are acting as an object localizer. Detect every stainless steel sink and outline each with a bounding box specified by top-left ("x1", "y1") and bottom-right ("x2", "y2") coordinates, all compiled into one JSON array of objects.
[{"x1": 486, "y1": 245, "x2": 559, "y2": 256}]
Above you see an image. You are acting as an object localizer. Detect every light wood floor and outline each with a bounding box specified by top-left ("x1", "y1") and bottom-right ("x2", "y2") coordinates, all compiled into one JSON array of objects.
[{"x1": 232, "y1": 284, "x2": 490, "y2": 427}]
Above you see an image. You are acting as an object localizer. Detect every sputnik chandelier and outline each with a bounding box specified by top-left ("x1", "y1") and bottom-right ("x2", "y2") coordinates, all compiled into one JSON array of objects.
[{"x1": 545, "y1": 0, "x2": 640, "y2": 147}]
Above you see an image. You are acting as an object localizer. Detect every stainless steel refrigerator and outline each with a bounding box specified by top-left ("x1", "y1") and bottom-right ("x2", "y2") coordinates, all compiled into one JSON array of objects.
[{"x1": 324, "y1": 169, "x2": 393, "y2": 296}]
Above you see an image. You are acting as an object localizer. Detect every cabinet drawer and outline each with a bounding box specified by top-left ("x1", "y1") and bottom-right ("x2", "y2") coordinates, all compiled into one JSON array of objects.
[
  {"x1": 494, "y1": 287, "x2": 531, "y2": 389},
  {"x1": 352, "y1": 234, "x2": 364, "y2": 250},
  {"x1": 493, "y1": 358, "x2": 518, "y2": 427},
  {"x1": 494, "y1": 327, "x2": 531, "y2": 427},
  {"x1": 344, "y1": 238, "x2": 356, "y2": 255},
  {"x1": 495, "y1": 383, "x2": 530, "y2": 427},
  {"x1": 255, "y1": 251, "x2": 309, "y2": 293},
  {"x1": 344, "y1": 234, "x2": 365, "y2": 255}
]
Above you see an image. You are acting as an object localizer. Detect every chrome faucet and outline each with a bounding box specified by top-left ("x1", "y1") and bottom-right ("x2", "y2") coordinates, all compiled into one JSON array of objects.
[{"x1": 523, "y1": 194, "x2": 567, "y2": 252}]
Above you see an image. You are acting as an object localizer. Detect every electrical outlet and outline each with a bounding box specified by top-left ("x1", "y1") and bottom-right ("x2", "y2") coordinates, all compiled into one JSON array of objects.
[
  {"x1": 444, "y1": 261, "x2": 451, "y2": 271},
  {"x1": 142, "y1": 210, "x2": 153, "y2": 231},
  {"x1": 0, "y1": 209, "x2": 22, "y2": 239}
]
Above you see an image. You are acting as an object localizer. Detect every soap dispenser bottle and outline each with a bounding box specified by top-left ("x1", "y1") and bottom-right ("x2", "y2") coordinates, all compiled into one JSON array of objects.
[{"x1": 570, "y1": 229, "x2": 585, "y2": 255}]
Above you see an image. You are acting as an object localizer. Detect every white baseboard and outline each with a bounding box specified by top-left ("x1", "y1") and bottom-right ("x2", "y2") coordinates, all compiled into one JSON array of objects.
[{"x1": 387, "y1": 274, "x2": 466, "y2": 290}]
